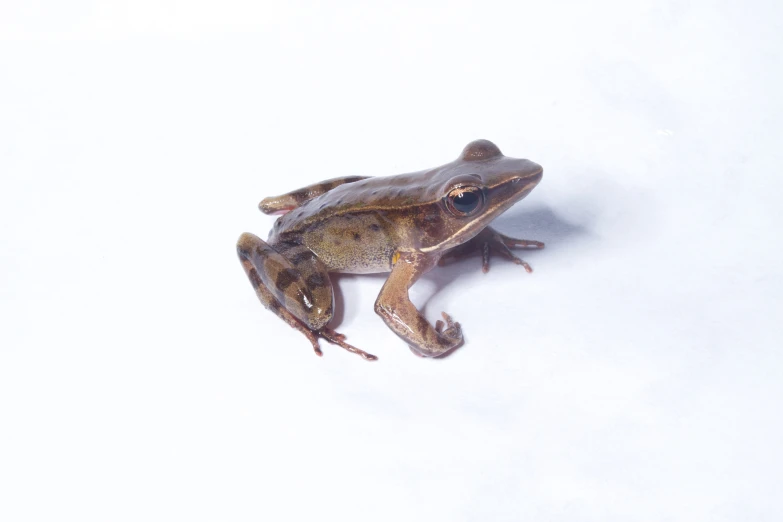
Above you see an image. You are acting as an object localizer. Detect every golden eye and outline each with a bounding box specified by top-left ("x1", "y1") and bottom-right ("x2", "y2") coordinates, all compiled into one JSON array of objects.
[{"x1": 446, "y1": 186, "x2": 483, "y2": 216}]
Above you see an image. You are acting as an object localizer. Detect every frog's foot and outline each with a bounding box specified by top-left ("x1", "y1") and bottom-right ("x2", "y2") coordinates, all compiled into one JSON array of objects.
[
  {"x1": 439, "y1": 227, "x2": 544, "y2": 274},
  {"x1": 433, "y1": 312, "x2": 463, "y2": 357},
  {"x1": 408, "y1": 312, "x2": 463, "y2": 358},
  {"x1": 434, "y1": 312, "x2": 462, "y2": 340},
  {"x1": 319, "y1": 328, "x2": 378, "y2": 361},
  {"x1": 278, "y1": 323, "x2": 376, "y2": 361}
]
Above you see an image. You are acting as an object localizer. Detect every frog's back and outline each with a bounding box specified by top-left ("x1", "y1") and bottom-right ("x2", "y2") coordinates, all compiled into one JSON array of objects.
[
  {"x1": 272, "y1": 172, "x2": 430, "y2": 229},
  {"x1": 266, "y1": 173, "x2": 434, "y2": 273}
]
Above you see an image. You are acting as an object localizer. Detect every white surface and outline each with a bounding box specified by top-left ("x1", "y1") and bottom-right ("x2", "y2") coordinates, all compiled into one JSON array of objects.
[{"x1": 2, "y1": 1, "x2": 782, "y2": 521}]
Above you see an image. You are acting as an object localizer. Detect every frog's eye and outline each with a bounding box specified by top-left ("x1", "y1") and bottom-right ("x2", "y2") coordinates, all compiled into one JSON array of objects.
[{"x1": 446, "y1": 186, "x2": 484, "y2": 216}]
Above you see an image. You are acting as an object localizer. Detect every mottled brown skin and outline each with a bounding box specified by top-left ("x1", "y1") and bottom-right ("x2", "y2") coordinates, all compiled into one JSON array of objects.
[{"x1": 237, "y1": 139, "x2": 544, "y2": 360}]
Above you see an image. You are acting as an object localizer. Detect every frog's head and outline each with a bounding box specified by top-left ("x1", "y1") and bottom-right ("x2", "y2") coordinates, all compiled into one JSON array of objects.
[{"x1": 420, "y1": 139, "x2": 542, "y2": 252}]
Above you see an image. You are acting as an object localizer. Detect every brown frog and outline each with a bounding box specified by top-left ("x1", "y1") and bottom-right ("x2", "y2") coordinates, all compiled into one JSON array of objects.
[{"x1": 237, "y1": 139, "x2": 544, "y2": 360}]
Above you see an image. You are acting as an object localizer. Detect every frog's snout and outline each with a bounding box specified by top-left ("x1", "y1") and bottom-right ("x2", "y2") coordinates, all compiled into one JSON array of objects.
[
  {"x1": 510, "y1": 165, "x2": 543, "y2": 188},
  {"x1": 527, "y1": 166, "x2": 543, "y2": 184}
]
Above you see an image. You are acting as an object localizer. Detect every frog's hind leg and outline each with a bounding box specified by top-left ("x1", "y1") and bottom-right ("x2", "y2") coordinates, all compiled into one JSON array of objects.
[
  {"x1": 259, "y1": 176, "x2": 370, "y2": 214},
  {"x1": 237, "y1": 232, "x2": 377, "y2": 361}
]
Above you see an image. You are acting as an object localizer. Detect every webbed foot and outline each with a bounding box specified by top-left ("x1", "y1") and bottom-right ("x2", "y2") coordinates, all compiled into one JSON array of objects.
[{"x1": 318, "y1": 328, "x2": 378, "y2": 361}]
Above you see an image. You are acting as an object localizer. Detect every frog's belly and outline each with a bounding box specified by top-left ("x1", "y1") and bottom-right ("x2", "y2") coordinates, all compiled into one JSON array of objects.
[{"x1": 303, "y1": 221, "x2": 395, "y2": 274}]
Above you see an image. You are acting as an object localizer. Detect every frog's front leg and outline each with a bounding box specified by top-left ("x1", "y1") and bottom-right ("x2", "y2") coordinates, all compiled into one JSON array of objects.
[
  {"x1": 374, "y1": 251, "x2": 463, "y2": 357},
  {"x1": 237, "y1": 232, "x2": 376, "y2": 361},
  {"x1": 439, "y1": 227, "x2": 544, "y2": 273}
]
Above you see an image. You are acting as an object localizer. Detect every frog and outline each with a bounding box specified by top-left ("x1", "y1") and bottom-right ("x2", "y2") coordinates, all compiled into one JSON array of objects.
[{"x1": 237, "y1": 139, "x2": 544, "y2": 361}]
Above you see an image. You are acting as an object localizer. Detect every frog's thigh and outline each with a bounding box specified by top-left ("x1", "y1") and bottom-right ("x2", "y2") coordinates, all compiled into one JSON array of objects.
[
  {"x1": 259, "y1": 176, "x2": 371, "y2": 214},
  {"x1": 237, "y1": 233, "x2": 334, "y2": 330}
]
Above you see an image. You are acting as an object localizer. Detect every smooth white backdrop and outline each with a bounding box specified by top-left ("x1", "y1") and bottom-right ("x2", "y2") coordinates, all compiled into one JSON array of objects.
[{"x1": 2, "y1": 1, "x2": 782, "y2": 521}]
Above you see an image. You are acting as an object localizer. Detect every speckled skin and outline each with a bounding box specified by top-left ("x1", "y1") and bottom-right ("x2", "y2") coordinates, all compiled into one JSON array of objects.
[{"x1": 237, "y1": 139, "x2": 544, "y2": 360}]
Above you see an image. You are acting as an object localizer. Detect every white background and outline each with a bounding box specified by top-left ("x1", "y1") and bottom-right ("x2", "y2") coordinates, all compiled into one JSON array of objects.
[{"x1": 2, "y1": 1, "x2": 782, "y2": 521}]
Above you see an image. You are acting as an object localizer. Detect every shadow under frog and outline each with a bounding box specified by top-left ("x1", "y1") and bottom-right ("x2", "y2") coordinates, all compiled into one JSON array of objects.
[
  {"x1": 237, "y1": 139, "x2": 555, "y2": 361},
  {"x1": 412, "y1": 205, "x2": 589, "y2": 356}
]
